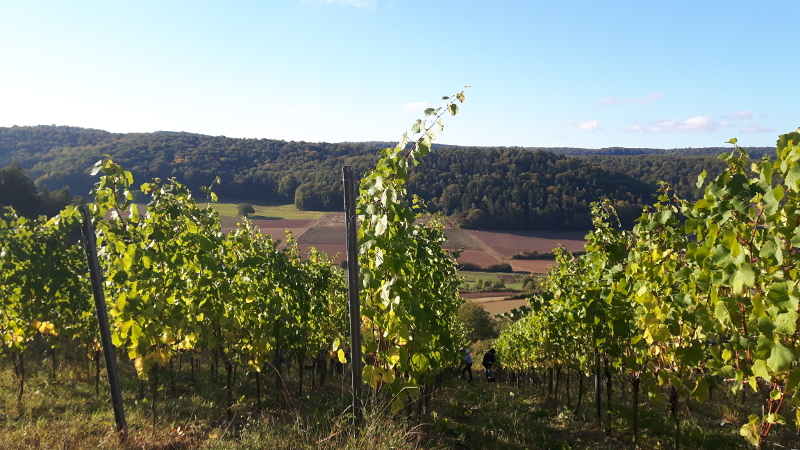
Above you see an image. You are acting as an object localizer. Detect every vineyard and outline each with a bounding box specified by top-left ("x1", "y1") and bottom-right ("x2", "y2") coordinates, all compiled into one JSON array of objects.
[
  {"x1": 496, "y1": 130, "x2": 800, "y2": 448},
  {"x1": 1, "y1": 87, "x2": 799, "y2": 449},
  {"x1": 0, "y1": 93, "x2": 468, "y2": 448}
]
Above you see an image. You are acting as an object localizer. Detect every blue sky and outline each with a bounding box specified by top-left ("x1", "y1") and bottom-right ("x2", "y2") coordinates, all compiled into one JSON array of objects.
[{"x1": 1, "y1": 1, "x2": 797, "y2": 148}]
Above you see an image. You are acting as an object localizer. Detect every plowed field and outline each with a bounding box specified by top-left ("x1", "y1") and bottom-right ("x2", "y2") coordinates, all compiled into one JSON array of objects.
[
  {"x1": 464, "y1": 229, "x2": 586, "y2": 259},
  {"x1": 219, "y1": 216, "x2": 315, "y2": 236},
  {"x1": 507, "y1": 259, "x2": 558, "y2": 274}
]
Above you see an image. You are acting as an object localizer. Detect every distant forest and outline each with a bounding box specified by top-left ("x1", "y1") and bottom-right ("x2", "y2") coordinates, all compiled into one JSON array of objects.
[{"x1": 0, "y1": 126, "x2": 776, "y2": 230}]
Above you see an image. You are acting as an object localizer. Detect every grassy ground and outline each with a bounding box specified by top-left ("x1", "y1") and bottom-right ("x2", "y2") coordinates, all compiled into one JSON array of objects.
[
  {"x1": 209, "y1": 199, "x2": 324, "y2": 220},
  {"x1": 2, "y1": 349, "x2": 797, "y2": 449}
]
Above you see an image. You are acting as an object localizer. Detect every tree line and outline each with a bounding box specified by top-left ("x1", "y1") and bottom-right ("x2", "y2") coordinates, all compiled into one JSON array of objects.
[{"x1": 1, "y1": 125, "x2": 777, "y2": 230}]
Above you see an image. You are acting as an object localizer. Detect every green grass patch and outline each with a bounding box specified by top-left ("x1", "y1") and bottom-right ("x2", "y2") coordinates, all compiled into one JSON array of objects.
[
  {"x1": 443, "y1": 229, "x2": 481, "y2": 249},
  {"x1": 209, "y1": 198, "x2": 324, "y2": 220},
  {"x1": 458, "y1": 271, "x2": 526, "y2": 291}
]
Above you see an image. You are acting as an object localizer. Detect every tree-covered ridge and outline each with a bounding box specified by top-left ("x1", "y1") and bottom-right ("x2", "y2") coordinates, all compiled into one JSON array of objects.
[
  {"x1": 1, "y1": 125, "x2": 767, "y2": 230},
  {"x1": 0, "y1": 127, "x2": 379, "y2": 209},
  {"x1": 577, "y1": 154, "x2": 727, "y2": 201},
  {"x1": 0, "y1": 125, "x2": 117, "y2": 156},
  {"x1": 409, "y1": 148, "x2": 655, "y2": 229}
]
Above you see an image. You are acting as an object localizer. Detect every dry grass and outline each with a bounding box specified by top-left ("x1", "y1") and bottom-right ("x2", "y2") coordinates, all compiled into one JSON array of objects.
[{"x1": 2, "y1": 351, "x2": 798, "y2": 449}]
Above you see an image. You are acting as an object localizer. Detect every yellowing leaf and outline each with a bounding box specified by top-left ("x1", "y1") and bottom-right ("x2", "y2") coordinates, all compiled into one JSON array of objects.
[
  {"x1": 391, "y1": 398, "x2": 405, "y2": 414},
  {"x1": 388, "y1": 346, "x2": 401, "y2": 364},
  {"x1": 162, "y1": 332, "x2": 176, "y2": 345}
]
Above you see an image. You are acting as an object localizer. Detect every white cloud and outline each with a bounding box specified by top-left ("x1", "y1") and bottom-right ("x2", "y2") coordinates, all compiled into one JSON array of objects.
[
  {"x1": 579, "y1": 120, "x2": 601, "y2": 131},
  {"x1": 722, "y1": 110, "x2": 752, "y2": 120},
  {"x1": 403, "y1": 101, "x2": 428, "y2": 112},
  {"x1": 622, "y1": 116, "x2": 732, "y2": 133},
  {"x1": 739, "y1": 122, "x2": 775, "y2": 133},
  {"x1": 301, "y1": 0, "x2": 377, "y2": 8},
  {"x1": 599, "y1": 92, "x2": 664, "y2": 107},
  {"x1": 567, "y1": 119, "x2": 603, "y2": 131}
]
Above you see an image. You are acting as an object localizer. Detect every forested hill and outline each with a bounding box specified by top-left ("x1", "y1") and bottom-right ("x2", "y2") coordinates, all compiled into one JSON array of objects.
[
  {"x1": 355, "y1": 141, "x2": 776, "y2": 157},
  {"x1": 0, "y1": 125, "x2": 769, "y2": 230}
]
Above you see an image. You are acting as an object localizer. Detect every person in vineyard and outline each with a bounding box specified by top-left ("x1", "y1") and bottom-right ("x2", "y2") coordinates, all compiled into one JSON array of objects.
[
  {"x1": 482, "y1": 348, "x2": 496, "y2": 382},
  {"x1": 459, "y1": 348, "x2": 473, "y2": 381}
]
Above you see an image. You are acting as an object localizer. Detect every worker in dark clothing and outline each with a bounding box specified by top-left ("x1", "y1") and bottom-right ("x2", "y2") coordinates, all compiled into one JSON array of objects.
[{"x1": 483, "y1": 348, "x2": 496, "y2": 381}]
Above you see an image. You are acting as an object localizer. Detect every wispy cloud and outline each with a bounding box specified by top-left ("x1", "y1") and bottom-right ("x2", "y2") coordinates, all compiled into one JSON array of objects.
[
  {"x1": 386, "y1": 101, "x2": 430, "y2": 116},
  {"x1": 567, "y1": 119, "x2": 603, "y2": 131},
  {"x1": 739, "y1": 122, "x2": 775, "y2": 133},
  {"x1": 599, "y1": 92, "x2": 664, "y2": 107},
  {"x1": 622, "y1": 116, "x2": 732, "y2": 133},
  {"x1": 403, "y1": 101, "x2": 428, "y2": 112},
  {"x1": 301, "y1": 0, "x2": 377, "y2": 8},
  {"x1": 722, "y1": 110, "x2": 752, "y2": 120}
]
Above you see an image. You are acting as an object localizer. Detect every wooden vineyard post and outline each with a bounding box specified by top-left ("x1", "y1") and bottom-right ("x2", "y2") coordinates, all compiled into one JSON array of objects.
[
  {"x1": 594, "y1": 348, "x2": 602, "y2": 424},
  {"x1": 343, "y1": 166, "x2": 364, "y2": 426},
  {"x1": 79, "y1": 205, "x2": 128, "y2": 439}
]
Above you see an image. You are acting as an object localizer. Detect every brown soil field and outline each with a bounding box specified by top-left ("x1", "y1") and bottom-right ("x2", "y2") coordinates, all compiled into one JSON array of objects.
[
  {"x1": 477, "y1": 298, "x2": 529, "y2": 316},
  {"x1": 455, "y1": 249, "x2": 499, "y2": 266},
  {"x1": 218, "y1": 216, "x2": 315, "y2": 235},
  {"x1": 507, "y1": 259, "x2": 558, "y2": 274},
  {"x1": 297, "y1": 243, "x2": 346, "y2": 262},
  {"x1": 297, "y1": 227, "x2": 346, "y2": 245},
  {"x1": 295, "y1": 225, "x2": 347, "y2": 262},
  {"x1": 468, "y1": 295, "x2": 514, "y2": 303},
  {"x1": 257, "y1": 228, "x2": 306, "y2": 240},
  {"x1": 315, "y1": 212, "x2": 345, "y2": 228},
  {"x1": 250, "y1": 218, "x2": 315, "y2": 228},
  {"x1": 464, "y1": 229, "x2": 587, "y2": 259}
]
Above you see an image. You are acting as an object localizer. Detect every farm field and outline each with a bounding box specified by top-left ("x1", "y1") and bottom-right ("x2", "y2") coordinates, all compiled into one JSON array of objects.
[
  {"x1": 211, "y1": 200, "x2": 321, "y2": 236},
  {"x1": 464, "y1": 229, "x2": 587, "y2": 259},
  {"x1": 210, "y1": 204, "x2": 587, "y2": 275},
  {"x1": 479, "y1": 298, "x2": 528, "y2": 315},
  {"x1": 217, "y1": 215, "x2": 315, "y2": 237},
  {"x1": 455, "y1": 249, "x2": 499, "y2": 267},
  {"x1": 442, "y1": 228, "x2": 482, "y2": 249},
  {"x1": 207, "y1": 199, "x2": 566, "y2": 319},
  {"x1": 459, "y1": 271, "x2": 527, "y2": 291},
  {"x1": 211, "y1": 199, "x2": 325, "y2": 220},
  {"x1": 506, "y1": 259, "x2": 558, "y2": 273},
  {"x1": 458, "y1": 272, "x2": 534, "y2": 315}
]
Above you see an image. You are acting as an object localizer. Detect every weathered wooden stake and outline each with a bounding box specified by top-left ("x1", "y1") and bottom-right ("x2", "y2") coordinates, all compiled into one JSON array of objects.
[
  {"x1": 343, "y1": 166, "x2": 364, "y2": 426},
  {"x1": 79, "y1": 205, "x2": 127, "y2": 438},
  {"x1": 594, "y1": 348, "x2": 602, "y2": 424}
]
